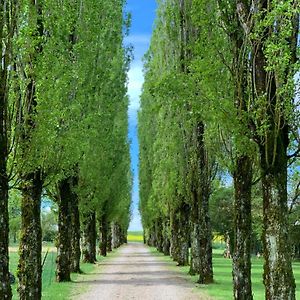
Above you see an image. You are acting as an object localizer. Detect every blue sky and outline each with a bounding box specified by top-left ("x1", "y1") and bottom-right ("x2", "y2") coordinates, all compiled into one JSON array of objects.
[{"x1": 126, "y1": 0, "x2": 157, "y2": 231}]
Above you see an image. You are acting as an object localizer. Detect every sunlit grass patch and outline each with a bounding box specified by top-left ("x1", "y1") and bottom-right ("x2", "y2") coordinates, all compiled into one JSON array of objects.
[{"x1": 150, "y1": 247, "x2": 300, "y2": 299}]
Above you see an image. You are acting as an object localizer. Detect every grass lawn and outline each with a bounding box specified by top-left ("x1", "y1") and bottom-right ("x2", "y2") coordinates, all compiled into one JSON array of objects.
[
  {"x1": 127, "y1": 231, "x2": 143, "y2": 242},
  {"x1": 151, "y1": 247, "x2": 300, "y2": 299},
  {"x1": 9, "y1": 246, "x2": 117, "y2": 299}
]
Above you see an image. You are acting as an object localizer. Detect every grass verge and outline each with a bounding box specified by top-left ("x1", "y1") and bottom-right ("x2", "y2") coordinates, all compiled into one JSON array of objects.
[
  {"x1": 150, "y1": 247, "x2": 300, "y2": 299},
  {"x1": 9, "y1": 246, "x2": 120, "y2": 299}
]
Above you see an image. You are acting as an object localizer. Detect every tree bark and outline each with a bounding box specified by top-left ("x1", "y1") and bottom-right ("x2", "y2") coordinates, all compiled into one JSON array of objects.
[
  {"x1": 112, "y1": 223, "x2": 121, "y2": 249},
  {"x1": 251, "y1": 14, "x2": 296, "y2": 298},
  {"x1": 170, "y1": 203, "x2": 190, "y2": 266},
  {"x1": 56, "y1": 178, "x2": 72, "y2": 282},
  {"x1": 189, "y1": 201, "x2": 201, "y2": 275},
  {"x1": 70, "y1": 177, "x2": 81, "y2": 273},
  {"x1": 232, "y1": 155, "x2": 253, "y2": 299},
  {"x1": 0, "y1": 167, "x2": 11, "y2": 300},
  {"x1": 260, "y1": 141, "x2": 295, "y2": 299},
  {"x1": 155, "y1": 218, "x2": 163, "y2": 253},
  {"x1": 82, "y1": 211, "x2": 97, "y2": 263},
  {"x1": 107, "y1": 225, "x2": 112, "y2": 252},
  {"x1": 189, "y1": 122, "x2": 213, "y2": 283},
  {"x1": 162, "y1": 220, "x2": 170, "y2": 256},
  {"x1": 18, "y1": 2, "x2": 44, "y2": 297},
  {"x1": 99, "y1": 213, "x2": 108, "y2": 257},
  {"x1": 0, "y1": 1, "x2": 16, "y2": 298},
  {"x1": 18, "y1": 171, "x2": 43, "y2": 300},
  {"x1": 0, "y1": 43, "x2": 11, "y2": 300}
]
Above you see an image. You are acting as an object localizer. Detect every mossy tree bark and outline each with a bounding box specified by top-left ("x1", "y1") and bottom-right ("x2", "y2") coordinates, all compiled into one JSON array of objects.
[
  {"x1": 162, "y1": 219, "x2": 170, "y2": 256},
  {"x1": 260, "y1": 139, "x2": 296, "y2": 299},
  {"x1": 232, "y1": 155, "x2": 253, "y2": 299},
  {"x1": 155, "y1": 218, "x2": 163, "y2": 253},
  {"x1": 235, "y1": 1, "x2": 298, "y2": 297},
  {"x1": 56, "y1": 178, "x2": 72, "y2": 282},
  {"x1": 191, "y1": 122, "x2": 213, "y2": 283},
  {"x1": 18, "y1": 171, "x2": 43, "y2": 300},
  {"x1": 0, "y1": 2, "x2": 12, "y2": 297},
  {"x1": 112, "y1": 223, "x2": 121, "y2": 249},
  {"x1": 170, "y1": 203, "x2": 190, "y2": 266},
  {"x1": 99, "y1": 213, "x2": 108, "y2": 257},
  {"x1": 18, "y1": 2, "x2": 44, "y2": 298},
  {"x1": 70, "y1": 177, "x2": 81, "y2": 273},
  {"x1": 82, "y1": 211, "x2": 97, "y2": 263},
  {"x1": 107, "y1": 225, "x2": 112, "y2": 253},
  {"x1": 253, "y1": 19, "x2": 296, "y2": 300}
]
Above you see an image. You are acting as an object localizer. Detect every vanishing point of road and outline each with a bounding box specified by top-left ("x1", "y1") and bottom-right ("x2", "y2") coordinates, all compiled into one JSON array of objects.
[{"x1": 74, "y1": 243, "x2": 212, "y2": 300}]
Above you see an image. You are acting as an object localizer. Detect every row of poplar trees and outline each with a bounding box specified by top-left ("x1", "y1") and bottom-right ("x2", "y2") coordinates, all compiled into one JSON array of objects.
[
  {"x1": 0, "y1": 0, "x2": 131, "y2": 299},
  {"x1": 139, "y1": 0, "x2": 299, "y2": 299}
]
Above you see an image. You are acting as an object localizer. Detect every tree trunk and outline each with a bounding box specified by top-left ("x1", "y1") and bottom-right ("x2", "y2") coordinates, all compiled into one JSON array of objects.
[
  {"x1": 0, "y1": 160, "x2": 11, "y2": 300},
  {"x1": 56, "y1": 178, "x2": 72, "y2": 282},
  {"x1": 112, "y1": 223, "x2": 121, "y2": 249},
  {"x1": 190, "y1": 122, "x2": 213, "y2": 283},
  {"x1": 189, "y1": 216, "x2": 201, "y2": 275},
  {"x1": 82, "y1": 211, "x2": 97, "y2": 263},
  {"x1": 251, "y1": 14, "x2": 296, "y2": 297},
  {"x1": 162, "y1": 220, "x2": 170, "y2": 256},
  {"x1": 0, "y1": 1, "x2": 16, "y2": 298},
  {"x1": 171, "y1": 203, "x2": 190, "y2": 266},
  {"x1": 232, "y1": 155, "x2": 253, "y2": 299},
  {"x1": 260, "y1": 142, "x2": 295, "y2": 299},
  {"x1": 70, "y1": 178, "x2": 81, "y2": 273},
  {"x1": 0, "y1": 72, "x2": 11, "y2": 300},
  {"x1": 198, "y1": 192, "x2": 213, "y2": 284},
  {"x1": 155, "y1": 218, "x2": 163, "y2": 253},
  {"x1": 18, "y1": 171, "x2": 43, "y2": 300},
  {"x1": 99, "y1": 213, "x2": 108, "y2": 257},
  {"x1": 107, "y1": 225, "x2": 112, "y2": 252}
]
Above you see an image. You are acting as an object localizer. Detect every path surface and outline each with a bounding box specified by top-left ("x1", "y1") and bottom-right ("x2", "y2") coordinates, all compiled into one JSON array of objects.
[{"x1": 74, "y1": 243, "x2": 212, "y2": 300}]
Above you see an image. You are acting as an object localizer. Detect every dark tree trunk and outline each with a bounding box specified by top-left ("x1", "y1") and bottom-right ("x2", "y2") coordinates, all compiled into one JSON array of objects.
[
  {"x1": 0, "y1": 163, "x2": 11, "y2": 300},
  {"x1": 232, "y1": 155, "x2": 253, "y2": 299},
  {"x1": 155, "y1": 218, "x2": 163, "y2": 253},
  {"x1": 170, "y1": 203, "x2": 190, "y2": 266},
  {"x1": 18, "y1": 171, "x2": 43, "y2": 300},
  {"x1": 0, "y1": 1, "x2": 16, "y2": 298},
  {"x1": 189, "y1": 201, "x2": 201, "y2": 275},
  {"x1": 82, "y1": 211, "x2": 97, "y2": 263},
  {"x1": 0, "y1": 66, "x2": 11, "y2": 300},
  {"x1": 198, "y1": 192, "x2": 213, "y2": 284},
  {"x1": 189, "y1": 122, "x2": 213, "y2": 283},
  {"x1": 70, "y1": 178, "x2": 81, "y2": 273},
  {"x1": 162, "y1": 220, "x2": 170, "y2": 256},
  {"x1": 112, "y1": 223, "x2": 121, "y2": 249},
  {"x1": 107, "y1": 225, "x2": 112, "y2": 252},
  {"x1": 99, "y1": 213, "x2": 108, "y2": 257},
  {"x1": 147, "y1": 225, "x2": 157, "y2": 247},
  {"x1": 56, "y1": 178, "x2": 72, "y2": 282}
]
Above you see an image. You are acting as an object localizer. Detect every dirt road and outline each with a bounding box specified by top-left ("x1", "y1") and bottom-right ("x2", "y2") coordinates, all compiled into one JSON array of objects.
[{"x1": 74, "y1": 243, "x2": 212, "y2": 300}]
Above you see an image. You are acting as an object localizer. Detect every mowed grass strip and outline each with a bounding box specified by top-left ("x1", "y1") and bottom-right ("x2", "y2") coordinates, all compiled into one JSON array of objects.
[
  {"x1": 9, "y1": 246, "x2": 117, "y2": 299},
  {"x1": 150, "y1": 247, "x2": 300, "y2": 299},
  {"x1": 127, "y1": 231, "x2": 143, "y2": 242}
]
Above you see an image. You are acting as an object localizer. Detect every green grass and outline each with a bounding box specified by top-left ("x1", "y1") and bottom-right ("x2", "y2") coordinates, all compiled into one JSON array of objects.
[
  {"x1": 9, "y1": 247, "x2": 118, "y2": 299},
  {"x1": 150, "y1": 247, "x2": 300, "y2": 299},
  {"x1": 127, "y1": 231, "x2": 143, "y2": 242}
]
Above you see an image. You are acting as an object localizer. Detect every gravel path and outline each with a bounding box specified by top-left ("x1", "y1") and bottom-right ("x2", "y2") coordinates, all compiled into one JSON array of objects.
[{"x1": 74, "y1": 243, "x2": 212, "y2": 300}]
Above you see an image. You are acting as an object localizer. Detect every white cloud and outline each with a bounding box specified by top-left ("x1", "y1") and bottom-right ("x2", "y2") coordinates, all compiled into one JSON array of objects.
[
  {"x1": 128, "y1": 212, "x2": 143, "y2": 231},
  {"x1": 127, "y1": 62, "x2": 144, "y2": 112}
]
